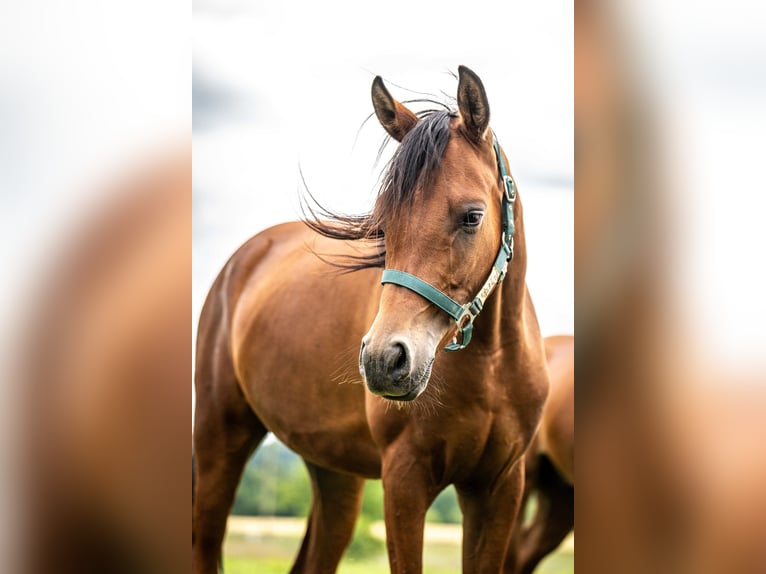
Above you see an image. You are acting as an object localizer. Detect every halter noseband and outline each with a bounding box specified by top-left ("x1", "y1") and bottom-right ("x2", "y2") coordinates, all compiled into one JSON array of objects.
[{"x1": 380, "y1": 132, "x2": 516, "y2": 352}]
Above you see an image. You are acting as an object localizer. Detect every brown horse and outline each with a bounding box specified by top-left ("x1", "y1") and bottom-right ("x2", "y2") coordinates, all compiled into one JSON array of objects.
[
  {"x1": 507, "y1": 335, "x2": 574, "y2": 573},
  {"x1": 192, "y1": 66, "x2": 550, "y2": 574}
]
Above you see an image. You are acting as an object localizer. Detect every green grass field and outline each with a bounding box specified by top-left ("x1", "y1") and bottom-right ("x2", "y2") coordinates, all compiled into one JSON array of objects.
[
  {"x1": 222, "y1": 518, "x2": 573, "y2": 573},
  {"x1": 224, "y1": 552, "x2": 572, "y2": 574}
]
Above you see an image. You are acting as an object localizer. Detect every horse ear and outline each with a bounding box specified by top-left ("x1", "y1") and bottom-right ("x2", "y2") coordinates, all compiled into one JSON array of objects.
[
  {"x1": 457, "y1": 65, "x2": 490, "y2": 142},
  {"x1": 371, "y1": 76, "x2": 419, "y2": 142}
]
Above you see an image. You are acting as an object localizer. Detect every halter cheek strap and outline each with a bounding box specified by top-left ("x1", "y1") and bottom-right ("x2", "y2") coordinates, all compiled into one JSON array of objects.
[{"x1": 380, "y1": 132, "x2": 516, "y2": 352}]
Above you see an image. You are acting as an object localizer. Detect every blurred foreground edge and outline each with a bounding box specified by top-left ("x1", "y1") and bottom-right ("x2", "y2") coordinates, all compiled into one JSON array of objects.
[
  {"x1": 576, "y1": 1, "x2": 766, "y2": 573},
  {"x1": 20, "y1": 150, "x2": 191, "y2": 574}
]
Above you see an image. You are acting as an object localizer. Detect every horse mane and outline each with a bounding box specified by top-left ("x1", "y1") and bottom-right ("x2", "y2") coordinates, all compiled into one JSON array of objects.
[{"x1": 301, "y1": 105, "x2": 455, "y2": 272}]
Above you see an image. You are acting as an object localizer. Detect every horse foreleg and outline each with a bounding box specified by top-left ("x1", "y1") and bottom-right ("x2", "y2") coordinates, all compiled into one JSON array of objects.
[
  {"x1": 516, "y1": 456, "x2": 574, "y2": 574},
  {"x1": 457, "y1": 461, "x2": 525, "y2": 574},
  {"x1": 192, "y1": 404, "x2": 266, "y2": 574},
  {"x1": 504, "y1": 452, "x2": 539, "y2": 573},
  {"x1": 290, "y1": 462, "x2": 365, "y2": 574},
  {"x1": 380, "y1": 449, "x2": 439, "y2": 574}
]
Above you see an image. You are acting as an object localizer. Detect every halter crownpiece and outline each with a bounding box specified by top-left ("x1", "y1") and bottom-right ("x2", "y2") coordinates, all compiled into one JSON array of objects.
[{"x1": 380, "y1": 131, "x2": 516, "y2": 352}]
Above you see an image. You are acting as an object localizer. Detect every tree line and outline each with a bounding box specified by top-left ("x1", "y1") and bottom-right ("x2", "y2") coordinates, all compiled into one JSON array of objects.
[{"x1": 232, "y1": 436, "x2": 462, "y2": 524}]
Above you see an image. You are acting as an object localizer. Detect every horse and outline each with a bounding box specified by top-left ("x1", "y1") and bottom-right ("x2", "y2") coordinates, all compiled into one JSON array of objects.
[
  {"x1": 506, "y1": 335, "x2": 574, "y2": 573},
  {"x1": 192, "y1": 66, "x2": 550, "y2": 574}
]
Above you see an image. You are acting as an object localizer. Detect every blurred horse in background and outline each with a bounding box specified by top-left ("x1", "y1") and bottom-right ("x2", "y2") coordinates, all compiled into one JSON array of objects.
[
  {"x1": 192, "y1": 66, "x2": 550, "y2": 573},
  {"x1": 507, "y1": 335, "x2": 574, "y2": 573}
]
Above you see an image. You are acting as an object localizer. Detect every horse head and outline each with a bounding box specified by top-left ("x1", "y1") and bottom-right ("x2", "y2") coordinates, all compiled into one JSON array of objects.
[{"x1": 360, "y1": 66, "x2": 511, "y2": 401}]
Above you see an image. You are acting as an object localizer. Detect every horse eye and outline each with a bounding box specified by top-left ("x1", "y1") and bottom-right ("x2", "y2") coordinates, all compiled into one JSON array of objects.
[{"x1": 461, "y1": 210, "x2": 484, "y2": 228}]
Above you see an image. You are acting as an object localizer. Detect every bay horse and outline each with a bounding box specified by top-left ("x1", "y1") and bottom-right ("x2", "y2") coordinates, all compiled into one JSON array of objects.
[
  {"x1": 192, "y1": 66, "x2": 550, "y2": 574},
  {"x1": 507, "y1": 335, "x2": 574, "y2": 573}
]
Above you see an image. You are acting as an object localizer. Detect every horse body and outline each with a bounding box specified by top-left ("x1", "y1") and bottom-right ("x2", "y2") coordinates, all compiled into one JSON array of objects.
[
  {"x1": 538, "y1": 335, "x2": 575, "y2": 484},
  {"x1": 230, "y1": 223, "x2": 381, "y2": 476},
  {"x1": 193, "y1": 67, "x2": 550, "y2": 574}
]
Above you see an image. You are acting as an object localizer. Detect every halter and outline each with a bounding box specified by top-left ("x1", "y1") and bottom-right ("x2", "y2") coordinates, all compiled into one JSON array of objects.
[{"x1": 380, "y1": 132, "x2": 516, "y2": 352}]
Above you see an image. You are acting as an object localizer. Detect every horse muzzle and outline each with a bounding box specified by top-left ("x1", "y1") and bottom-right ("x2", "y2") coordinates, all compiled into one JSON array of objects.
[{"x1": 359, "y1": 338, "x2": 431, "y2": 401}]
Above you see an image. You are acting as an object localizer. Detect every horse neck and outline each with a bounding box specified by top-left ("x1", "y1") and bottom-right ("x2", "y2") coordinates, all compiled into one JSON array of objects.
[{"x1": 471, "y1": 193, "x2": 529, "y2": 353}]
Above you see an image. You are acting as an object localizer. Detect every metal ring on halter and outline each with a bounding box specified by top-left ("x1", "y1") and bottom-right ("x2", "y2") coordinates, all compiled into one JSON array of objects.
[
  {"x1": 447, "y1": 311, "x2": 476, "y2": 351},
  {"x1": 457, "y1": 305, "x2": 477, "y2": 330}
]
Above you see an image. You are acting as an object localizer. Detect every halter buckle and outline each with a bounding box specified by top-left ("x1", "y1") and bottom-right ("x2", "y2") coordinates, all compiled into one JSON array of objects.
[{"x1": 503, "y1": 175, "x2": 516, "y2": 202}]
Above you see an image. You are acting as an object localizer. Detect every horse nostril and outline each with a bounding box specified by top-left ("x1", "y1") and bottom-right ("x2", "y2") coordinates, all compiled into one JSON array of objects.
[{"x1": 386, "y1": 342, "x2": 410, "y2": 381}]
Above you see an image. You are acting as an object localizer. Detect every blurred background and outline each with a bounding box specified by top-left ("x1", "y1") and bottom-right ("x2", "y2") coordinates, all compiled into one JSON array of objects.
[
  {"x1": 1, "y1": 1, "x2": 190, "y2": 573},
  {"x1": 576, "y1": 1, "x2": 766, "y2": 572},
  {"x1": 3, "y1": 0, "x2": 766, "y2": 572}
]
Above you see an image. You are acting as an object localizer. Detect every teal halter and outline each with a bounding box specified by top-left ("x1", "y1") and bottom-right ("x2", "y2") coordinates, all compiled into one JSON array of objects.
[{"x1": 380, "y1": 132, "x2": 516, "y2": 352}]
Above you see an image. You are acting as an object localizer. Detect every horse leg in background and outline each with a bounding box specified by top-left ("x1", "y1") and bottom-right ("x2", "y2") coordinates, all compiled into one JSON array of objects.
[
  {"x1": 457, "y1": 461, "x2": 525, "y2": 574},
  {"x1": 290, "y1": 462, "x2": 365, "y2": 574},
  {"x1": 516, "y1": 455, "x2": 574, "y2": 574}
]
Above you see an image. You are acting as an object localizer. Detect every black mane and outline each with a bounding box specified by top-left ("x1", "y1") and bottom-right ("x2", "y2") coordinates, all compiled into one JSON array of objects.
[{"x1": 302, "y1": 108, "x2": 454, "y2": 271}]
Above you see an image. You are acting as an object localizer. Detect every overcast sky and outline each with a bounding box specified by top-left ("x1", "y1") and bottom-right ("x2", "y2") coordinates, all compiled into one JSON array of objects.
[{"x1": 192, "y1": 0, "x2": 574, "y2": 339}]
